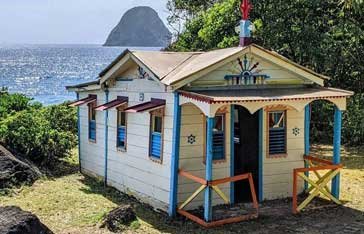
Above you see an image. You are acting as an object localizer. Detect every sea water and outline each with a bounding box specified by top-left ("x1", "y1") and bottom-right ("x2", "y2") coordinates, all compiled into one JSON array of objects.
[{"x1": 0, "y1": 44, "x2": 160, "y2": 105}]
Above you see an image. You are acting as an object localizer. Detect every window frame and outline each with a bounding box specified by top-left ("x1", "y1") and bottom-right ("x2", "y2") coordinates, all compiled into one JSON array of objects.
[
  {"x1": 116, "y1": 105, "x2": 127, "y2": 151},
  {"x1": 88, "y1": 100, "x2": 97, "y2": 143},
  {"x1": 203, "y1": 113, "x2": 227, "y2": 164},
  {"x1": 149, "y1": 108, "x2": 164, "y2": 163},
  {"x1": 266, "y1": 109, "x2": 287, "y2": 158}
]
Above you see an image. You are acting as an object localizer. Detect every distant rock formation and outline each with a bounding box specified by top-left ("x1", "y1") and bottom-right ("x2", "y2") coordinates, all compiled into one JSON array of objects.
[{"x1": 104, "y1": 6, "x2": 171, "y2": 48}]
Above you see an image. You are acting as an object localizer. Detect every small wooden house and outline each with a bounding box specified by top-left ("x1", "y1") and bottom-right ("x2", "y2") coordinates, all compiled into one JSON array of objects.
[{"x1": 67, "y1": 1, "x2": 353, "y2": 227}]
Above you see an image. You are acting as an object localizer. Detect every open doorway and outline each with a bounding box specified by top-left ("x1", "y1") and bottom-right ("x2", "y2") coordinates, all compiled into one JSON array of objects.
[{"x1": 234, "y1": 106, "x2": 259, "y2": 203}]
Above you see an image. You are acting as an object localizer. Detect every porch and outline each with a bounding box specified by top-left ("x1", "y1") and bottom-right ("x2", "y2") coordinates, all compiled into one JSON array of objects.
[{"x1": 168, "y1": 87, "x2": 352, "y2": 227}]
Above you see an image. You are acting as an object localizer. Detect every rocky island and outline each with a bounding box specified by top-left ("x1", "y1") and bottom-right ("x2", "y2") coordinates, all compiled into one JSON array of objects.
[{"x1": 104, "y1": 6, "x2": 171, "y2": 48}]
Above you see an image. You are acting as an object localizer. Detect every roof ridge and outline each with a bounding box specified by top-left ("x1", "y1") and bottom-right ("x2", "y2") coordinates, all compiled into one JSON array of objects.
[
  {"x1": 160, "y1": 53, "x2": 200, "y2": 80},
  {"x1": 131, "y1": 50, "x2": 204, "y2": 54}
]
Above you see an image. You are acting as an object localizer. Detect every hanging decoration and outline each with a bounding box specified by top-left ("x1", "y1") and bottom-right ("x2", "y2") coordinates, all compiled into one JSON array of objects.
[{"x1": 138, "y1": 66, "x2": 150, "y2": 79}]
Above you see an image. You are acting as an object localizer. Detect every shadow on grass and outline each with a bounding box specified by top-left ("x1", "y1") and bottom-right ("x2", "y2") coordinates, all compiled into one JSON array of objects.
[
  {"x1": 78, "y1": 174, "x2": 364, "y2": 234},
  {"x1": 78, "y1": 176, "x2": 204, "y2": 234},
  {"x1": 41, "y1": 158, "x2": 79, "y2": 178},
  {"x1": 311, "y1": 144, "x2": 364, "y2": 170}
]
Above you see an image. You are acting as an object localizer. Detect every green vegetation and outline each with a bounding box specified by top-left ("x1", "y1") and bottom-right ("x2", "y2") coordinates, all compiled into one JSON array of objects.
[
  {"x1": 0, "y1": 91, "x2": 77, "y2": 166},
  {"x1": 0, "y1": 145, "x2": 362, "y2": 233},
  {"x1": 167, "y1": 0, "x2": 364, "y2": 146}
]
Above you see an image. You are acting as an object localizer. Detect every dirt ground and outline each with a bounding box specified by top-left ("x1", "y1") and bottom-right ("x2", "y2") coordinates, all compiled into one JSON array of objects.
[{"x1": 0, "y1": 145, "x2": 363, "y2": 233}]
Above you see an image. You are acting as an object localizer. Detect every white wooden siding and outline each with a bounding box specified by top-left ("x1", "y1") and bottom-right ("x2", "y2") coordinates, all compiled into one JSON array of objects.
[{"x1": 78, "y1": 78, "x2": 173, "y2": 211}]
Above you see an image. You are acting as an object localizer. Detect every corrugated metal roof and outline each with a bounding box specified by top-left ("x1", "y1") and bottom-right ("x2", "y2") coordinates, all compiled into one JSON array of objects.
[
  {"x1": 94, "y1": 44, "x2": 331, "y2": 88},
  {"x1": 161, "y1": 47, "x2": 244, "y2": 85},
  {"x1": 131, "y1": 51, "x2": 202, "y2": 79},
  {"x1": 179, "y1": 87, "x2": 353, "y2": 103}
]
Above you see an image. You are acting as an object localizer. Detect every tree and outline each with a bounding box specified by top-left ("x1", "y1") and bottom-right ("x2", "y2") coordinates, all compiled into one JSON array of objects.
[{"x1": 167, "y1": 0, "x2": 364, "y2": 145}]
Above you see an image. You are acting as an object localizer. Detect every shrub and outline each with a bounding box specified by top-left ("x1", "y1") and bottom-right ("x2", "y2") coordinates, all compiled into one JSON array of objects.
[
  {"x1": 0, "y1": 92, "x2": 32, "y2": 118},
  {"x1": 0, "y1": 93, "x2": 77, "y2": 166}
]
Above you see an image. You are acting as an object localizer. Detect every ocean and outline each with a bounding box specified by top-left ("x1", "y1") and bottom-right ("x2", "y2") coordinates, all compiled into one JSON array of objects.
[{"x1": 0, "y1": 44, "x2": 160, "y2": 105}]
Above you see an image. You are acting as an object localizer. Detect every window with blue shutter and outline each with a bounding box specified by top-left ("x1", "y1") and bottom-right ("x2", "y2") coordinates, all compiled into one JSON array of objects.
[
  {"x1": 268, "y1": 111, "x2": 286, "y2": 156},
  {"x1": 117, "y1": 108, "x2": 127, "y2": 150},
  {"x1": 205, "y1": 114, "x2": 226, "y2": 161},
  {"x1": 88, "y1": 101, "x2": 97, "y2": 142},
  {"x1": 150, "y1": 110, "x2": 164, "y2": 160}
]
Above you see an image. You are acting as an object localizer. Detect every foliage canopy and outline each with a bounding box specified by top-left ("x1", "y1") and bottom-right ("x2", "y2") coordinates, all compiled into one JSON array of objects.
[{"x1": 167, "y1": 0, "x2": 364, "y2": 145}]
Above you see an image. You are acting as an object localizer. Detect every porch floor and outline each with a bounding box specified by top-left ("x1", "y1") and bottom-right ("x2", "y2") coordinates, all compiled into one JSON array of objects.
[{"x1": 184, "y1": 195, "x2": 341, "y2": 223}]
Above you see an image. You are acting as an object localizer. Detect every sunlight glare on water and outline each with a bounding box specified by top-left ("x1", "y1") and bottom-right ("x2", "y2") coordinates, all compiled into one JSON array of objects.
[{"x1": 0, "y1": 44, "x2": 160, "y2": 105}]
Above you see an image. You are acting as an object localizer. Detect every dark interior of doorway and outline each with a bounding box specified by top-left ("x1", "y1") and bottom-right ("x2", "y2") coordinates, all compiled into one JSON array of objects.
[{"x1": 234, "y1": 106, "x2": 259, "y2": 203}]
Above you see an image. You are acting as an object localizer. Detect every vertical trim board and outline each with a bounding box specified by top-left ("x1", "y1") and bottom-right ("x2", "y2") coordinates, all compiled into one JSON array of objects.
[{"x1": 169, "y1": 93, "x2": 181, "y2": 217}]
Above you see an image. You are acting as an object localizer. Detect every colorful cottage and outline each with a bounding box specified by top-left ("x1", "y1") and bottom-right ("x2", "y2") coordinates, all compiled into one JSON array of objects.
[{"x1": 67, "y1": 0, "x2": 353, "y2": 227}]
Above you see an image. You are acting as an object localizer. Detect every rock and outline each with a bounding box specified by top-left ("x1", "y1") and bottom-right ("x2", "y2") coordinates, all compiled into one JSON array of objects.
[
  {"x1": 104, "y1": 6, "x2": 171, "y2": 47},
  {"x1": 0, "y1": 145, "x2": 39, "y2": 189},
  {"x1": 101, "y1": 205, "x2": 137, "y2": 232},
  {"x1": 0, "y1": 206, "x2": 53, "y2": 234}
]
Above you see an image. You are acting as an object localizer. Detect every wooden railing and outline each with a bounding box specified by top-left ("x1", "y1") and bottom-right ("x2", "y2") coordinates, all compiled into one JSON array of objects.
[
  {"x1": 177, "y1": 169, "x2": 259, "y2": 228},
  {"x1": 292, "y1": 155, "x2": 342, "y2": 214}
]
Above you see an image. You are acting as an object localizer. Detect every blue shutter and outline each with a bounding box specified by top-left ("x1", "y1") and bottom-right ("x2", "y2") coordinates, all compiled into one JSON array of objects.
[
  {"x1": 89, "y1": 120, "x2": 96, "y2": 141},
  {"x1": 151, "y1": 132, "x2": 162, "y2": 158},
  {"x1": 269, "y1": 128, "x2": 285, "y2": 154},
  {"x1": 117, "y1": 126, "x2": 126, "y2": 148},
  {"x1": 212, "y1": 131, "x2": 225, "y2": 160}
]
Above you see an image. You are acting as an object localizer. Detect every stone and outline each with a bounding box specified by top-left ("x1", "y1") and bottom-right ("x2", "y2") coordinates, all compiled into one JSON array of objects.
[
  {"x1": 0, "y1": 206, "x2": 53, "y2": 234},
  {"x1": 0, "y1": 145, "x2": 39, "y2": 189},
  {"x1": 101, "y1": 205, "x2": 137, "y2": 232}
]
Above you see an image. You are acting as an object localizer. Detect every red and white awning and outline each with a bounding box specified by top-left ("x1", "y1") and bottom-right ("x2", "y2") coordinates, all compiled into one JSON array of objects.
[
  {"x1": 69, "y1": 95, "x2": 97, "y2": 107},
  {"x1": 95, "y1": 96, "x2": 128, "y2": 111},
  {"x1": 125, "y1": 98, "x2": 165, "y2": 113}
]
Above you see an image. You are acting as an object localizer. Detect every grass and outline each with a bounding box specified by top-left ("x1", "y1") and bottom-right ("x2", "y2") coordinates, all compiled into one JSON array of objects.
[
  {"x1": 0, "y1": 145, "x2": 363, "y2": 233},
  {"x1": 311, "y1": 144, "x2": 364, "y2": 211}
]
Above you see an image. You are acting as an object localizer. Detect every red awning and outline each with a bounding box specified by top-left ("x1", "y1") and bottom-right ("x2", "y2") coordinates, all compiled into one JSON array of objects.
[
  {"x1": 95, "y1": 96, "x2": 128, "y2": 111},
  {"x1": 69, "y1": 95, "x2": 97, "y2": 107},
  {"x1": 125, "y1": 98, "x2": 165, "y2": 113}
]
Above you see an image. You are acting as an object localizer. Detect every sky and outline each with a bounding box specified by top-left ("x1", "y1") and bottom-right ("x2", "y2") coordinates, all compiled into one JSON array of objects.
[{"x1": 0, "y1": 0, "x2": 169, "y2": 44}]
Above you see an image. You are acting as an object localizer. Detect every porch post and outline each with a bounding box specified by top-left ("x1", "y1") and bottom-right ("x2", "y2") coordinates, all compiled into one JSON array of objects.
[
  {"x1": 104, "y1": 90, "x2": 109, "y2": 186},
  {"x1": 258, "y1": 108, "x2": 263, "y2": 202},
  {"x1": 230, "y1": 105, "x2": 235, "y2": 204},
  {"x1": 332, "y1": 106, "x2": 342, "y2": 199},
  {"x1": 76, "y1": 92, "x2": 82, "y2": 173},
  {"x1": 169, "y1": 92, "x2": 181, "y2": 217},
  {"x1": 304, "y1": 104, "x2": 310, "y2": 190},
  {"x1": 204, "y1": 117, "x2": 214, "y2": 222}
]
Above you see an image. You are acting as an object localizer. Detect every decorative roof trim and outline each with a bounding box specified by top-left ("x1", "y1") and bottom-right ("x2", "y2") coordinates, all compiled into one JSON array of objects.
[{"x1": 178, "y1": 89, "x2": 352, "y2": 105}]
